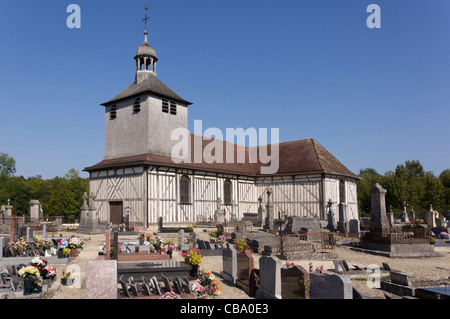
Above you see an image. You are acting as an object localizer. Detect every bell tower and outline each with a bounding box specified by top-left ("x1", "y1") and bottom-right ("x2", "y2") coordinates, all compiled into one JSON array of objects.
[
  {"x1": 135, "y1": 8, "x2": 158, "y2": 83},
  {"x1": 101, "y1": 6, "x2": 192, "y2": 161}
]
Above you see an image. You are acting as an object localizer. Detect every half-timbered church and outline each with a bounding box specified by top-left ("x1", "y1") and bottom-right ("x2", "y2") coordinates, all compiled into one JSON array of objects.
[{"x1": 84, "y1": 17, "x2": 361, "y2": 229}]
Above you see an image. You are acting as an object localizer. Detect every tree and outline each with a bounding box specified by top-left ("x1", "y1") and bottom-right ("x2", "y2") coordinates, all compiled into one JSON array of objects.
[
  {"x1": 439, "y1": 169, "x2": 450, "y2": 211},
  {"x1": 0, "y1": 153, "x2": 16, "y2": 179},
  {"x1": 357, "y1": 168, "x2": 384, "y2": 216}
]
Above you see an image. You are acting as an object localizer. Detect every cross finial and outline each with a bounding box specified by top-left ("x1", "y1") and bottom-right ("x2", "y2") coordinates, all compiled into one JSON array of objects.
[{"x1": 143, "y1": 5, "x2": 150, "y2": 31}]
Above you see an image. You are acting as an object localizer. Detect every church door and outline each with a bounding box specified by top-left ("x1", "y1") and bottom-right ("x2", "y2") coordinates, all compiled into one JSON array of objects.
[{"x1": 109, "y1": 201, "x2": 123, "y2": 225}]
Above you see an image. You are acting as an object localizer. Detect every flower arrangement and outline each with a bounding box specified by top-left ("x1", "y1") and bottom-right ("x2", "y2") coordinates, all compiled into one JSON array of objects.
[
  {"x1": 162, "y1": 242, "x2": 176, "y2": 253},
  {"x1": 149, "y1": 234, "x2": 163, "y2": 251},
  {"x1": 309, "y1": 262, "x2": 324, "y2": 274},
  {"x1": 68, "y1": 236, "x2": 83, "y2": 249},
  {"x1": 160, "y1": 291, "x2": 181, "y2": 299},
  {"x1": 129, "y1": 225, "x2": 136, "y2": 232},
  {"x1": 31, "y1": 257, "x2": 48, "y2": 270},
  {"x1": 234, "y1": 238, "x2": 249, "y2": 251},
  {"x1": 440, "y1": 232, "x2": 450, "y2": 239},
  {"x1": 187, "y1": 225, "x2": 194, "y2": 231},
  {"x1": 191, "y1": 270, "x2": 221, "y2": 299},
  {"x1": 34, "y1": 238, "x2": 53, "y2": 250},
  {"x1": 209, "y1": 230, "x2": 219, "y2": 238},
  {"x1": 18, "y1": 266, "x2": 41, "y2": 279},
  {"x1": 180, "y1": 248, "x2": 203, "y2": 266},
  {"x1": 58, "y1": 239, "x2": 69, "y2": 250},
  {"x1": 41, "y1": 266, "x2": 57, "y2": 279},
  {"x1": 119, "y1": 223, "x2": 127, "y2": 231},
  {"x1": 63, "y1": 248, "x2": 71, "y2": 256},
  {"x1": 284, "y1": 262, "x2": 296, "y2": 269},
  {"x1": 217, "y1": 235, "x2": 227, "y2": 245},
  {"x1": 9, "y1": 237, "x2": 28, "y2": 252}
]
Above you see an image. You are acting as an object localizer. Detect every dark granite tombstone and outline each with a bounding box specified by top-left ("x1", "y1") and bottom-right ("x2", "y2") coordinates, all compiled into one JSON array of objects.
[
  {"x1": 382, "y1": 263, "x2": 391, "y2": 271},
  {"x1": 128, "y1": 277, "x2": 139, "y2": 296},
  {"x1": 310, "y1": 273, "x2": 353, "y2": 299},
  {"x1": 197, "y1": 239, "x2": 207, "y2": 250},
  {"x1": 281, "y1": 265, "x2": 310, "y2": 299},
  {"x1": 151, "y1": 276, "x2": 162, "y2": 295},
  {"x1": 236, "y1": 250, "x2": 255, "y2": 294},
  {"x1": 141, "y1": 276, "x2": 152, "y2": 296},
  {"x1": 119, "y1": 275, "x2": 130, "y2": 298},
  {"x1": 161, "y1": 274, "x2": 173, "y2": 292},
  {"x1": 173, "y1": 278, "x2": 182, "y2": 294},
  {"x1": 182, "y1": 277, "x2": 192, "y2": 293}
]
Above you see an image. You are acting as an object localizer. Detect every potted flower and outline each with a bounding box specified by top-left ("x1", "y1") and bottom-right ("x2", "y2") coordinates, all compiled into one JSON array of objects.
[
  {"x1": 57, "y1": 239, "x2": 69, "y2": 258},
  {"x1": 30, "y1": 256, "x2": 48, "y2": 271},
  {"x1": 160, "y1": 291, "x2": 181, "y2": 299},
  {"x1": 63, "y1": 248, "x2": 71, "y2": 258},
  {"x1": 217, "y1": 235, "x2": 227, "y2": 246},
  {"x1": 119, "y1": 223, "x2": 126, "y2": 232},
  {"x1": 162, "y1": 242, "x2": 176, "y2": 258},
  {"x1": 234, "y1": 238, "x2": 249, "y2": 252},
  {"x1": 180, "y1": 248, "x2": 203, "y2": 277},
  {"x1": 18, "y1": 266, "x2": 42, "y2": 295},
  {"x1": 61, "y1": 270, "x2": 74, "y2": 286},
  {"x1": 68, "y1": 236, "x2": 83, "y2": 257},
  {"x1": 41, "y1": 266, "x2": 57, "y2": 280},
  {"x1": 190, "y1": 270, "x2": 221, "y2": 299},
  {"x1": 150, "y1": 234, "x2": 163, "y2": 252}
]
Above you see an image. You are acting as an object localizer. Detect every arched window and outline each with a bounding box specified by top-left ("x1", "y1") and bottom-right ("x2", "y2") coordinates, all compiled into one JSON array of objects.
[
  {"x1": 224, "y1": 179, "x2": 232, "y2": 205},
  {"x1": 339, "y1": 180, "x2": 346, "y2": 204},
  {"x1": 180, "y1": 175, "x2": 191, "y2": 204},
  {"x1": 110, "y1": 105, "x2": 117, "y2": 120},
  {"x1": 133, "y1": 98, "x2": 141, "y2": 113}
]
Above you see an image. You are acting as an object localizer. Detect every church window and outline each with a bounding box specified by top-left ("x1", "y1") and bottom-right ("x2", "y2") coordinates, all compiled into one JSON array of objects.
[
  {"x1": 133, "y1": 98, "x2": 141, "y2": 113},
  {"x1": 339, "y1": 180, "x2": 346, "y2": 203},
  {"x1": 180, "y1": 175, "x2": 191, "y2": 204},
  {"x1": 170, "y1": 102, "x2": 177, "y2": 115},
  {"x1": 110, "y1": 105, "x2": 117, "y2": 120},
  {"x1": 224, "y1": 179, "x2": 232, "y2": 205},
  {"x1": 162, "y1": 100, "x2": 169, "y2": 113}
]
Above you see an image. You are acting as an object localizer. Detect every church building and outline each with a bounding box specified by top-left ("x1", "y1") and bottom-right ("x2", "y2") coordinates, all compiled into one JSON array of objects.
[{"x1": 84, "y1": 17, "x2": 361, "y2": 229}]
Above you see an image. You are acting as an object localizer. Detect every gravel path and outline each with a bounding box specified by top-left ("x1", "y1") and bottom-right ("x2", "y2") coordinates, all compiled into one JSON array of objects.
[{"x1": 43, "y1": 228, "x2": 450, "y2": 300}]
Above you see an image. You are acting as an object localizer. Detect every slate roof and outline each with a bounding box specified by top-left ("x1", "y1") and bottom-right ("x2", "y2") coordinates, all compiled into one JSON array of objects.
[
  {"x1": 101, "y1": 75, "x2": 192, "y2": 106},
  {"x1": 85, "y1": 137, "x2": 360, "y2": 179}
]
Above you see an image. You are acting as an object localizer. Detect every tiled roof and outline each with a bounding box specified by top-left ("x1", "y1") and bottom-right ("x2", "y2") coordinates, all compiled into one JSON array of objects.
[
  {"x1": 101, "y1": 75, "x2": 192, "y2": 106},
  {"x1": 85, "y1": 137, "x2": 360, "y2": 179}
]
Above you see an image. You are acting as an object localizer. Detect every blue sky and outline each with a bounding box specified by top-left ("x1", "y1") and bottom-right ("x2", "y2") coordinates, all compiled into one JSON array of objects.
[{"x1": 0, "y1": 0, "x2": 449, "y2": 179}]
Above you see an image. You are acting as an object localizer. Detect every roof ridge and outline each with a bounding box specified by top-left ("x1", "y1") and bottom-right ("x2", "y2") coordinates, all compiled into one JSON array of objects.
[{"x1": 310, "y1": 138, "x2": 324, "y2": 172}]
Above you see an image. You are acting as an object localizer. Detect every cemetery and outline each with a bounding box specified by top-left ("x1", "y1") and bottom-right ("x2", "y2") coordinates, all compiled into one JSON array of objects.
[{"x1": 1, "y1": 181, "x2": 449, "y2": 300}]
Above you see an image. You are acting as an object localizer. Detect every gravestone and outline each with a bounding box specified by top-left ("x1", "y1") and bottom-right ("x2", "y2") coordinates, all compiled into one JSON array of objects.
[
  {"x1": 333, "y1": 260, "x2": 346, "y2": 273},
  {"x1": 161, "y1": 274, "x2": 173, "y2": 292},
  {"x1": 142, "y1": 276, "x2": 152, "y2": 296},
  {"x1": 0, "y1": 237, "x2": 4, "y2": 259},
  {"x1": 118, "y1": 275, "x2": 130, "y2": 298},
  {"x1": 390, "y1": 270, "x2": 411, "y2": 286},
  {"x1": 401, "y1": 201, "x2": 410, "y2": 223},
  {"x1": 235, "y1": 249, "x2": 255, "y2": 295},
  {"x1": 256, "y1": 256, "x2": 282, "y2": 299},
  {"x1": 257, "y1": 197, "x2": 264, "y2": 226},
  {"x1": 26, "y1": 227, "x2": 33, "y2": 243},
  {"x1": 112, "y1": 229, "x2": 119, "y2": 260},
  {"x1": 337, "y1": 203, "x2": 347, "y2": 233},
  {"x1": 427, "y1": 205, "x2": 437, "y2": 228},
  {"x1": 387, "y1": 205, "x2": 395, "y2": 226},
  {"x1": 326, "y1": 203, "x2": 336, "y2": 231},
  {"x1": 221, "y1": 244, "x2": 237, "y2": 285},
  {"x1": 310, "y1": 273, "x2": 353, "y2": 299},
  {"x1": 349, "y1": 219, "x2": 360, "y2": 234},
  {"x1": 264, "y1": 189, "x2": 274, "y2": 231},
  {"x1": 29, "y1": 200, "x2": 41, "y2": 222},
  {"x1": 369, "y1": 184, "x2": 390, "y2": 236},
  {"x1": 281, "y1": 265, "x2": 310, "y2": 299},
  {"x1": 197, "y1": 239, "x2": 207, "y2": 250},
  {"x1": 151, "y1": 276, "x2": 162, "y2": 295},
  {"x1": 86, "y1": 260, "x2": 118, "y2": 299},
  {"x1": 42, "y1": 224, "x2": 47, "y2": 239},
  {"x1": 105, "y1": 231, "x2": 110, "y2": 260}
]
